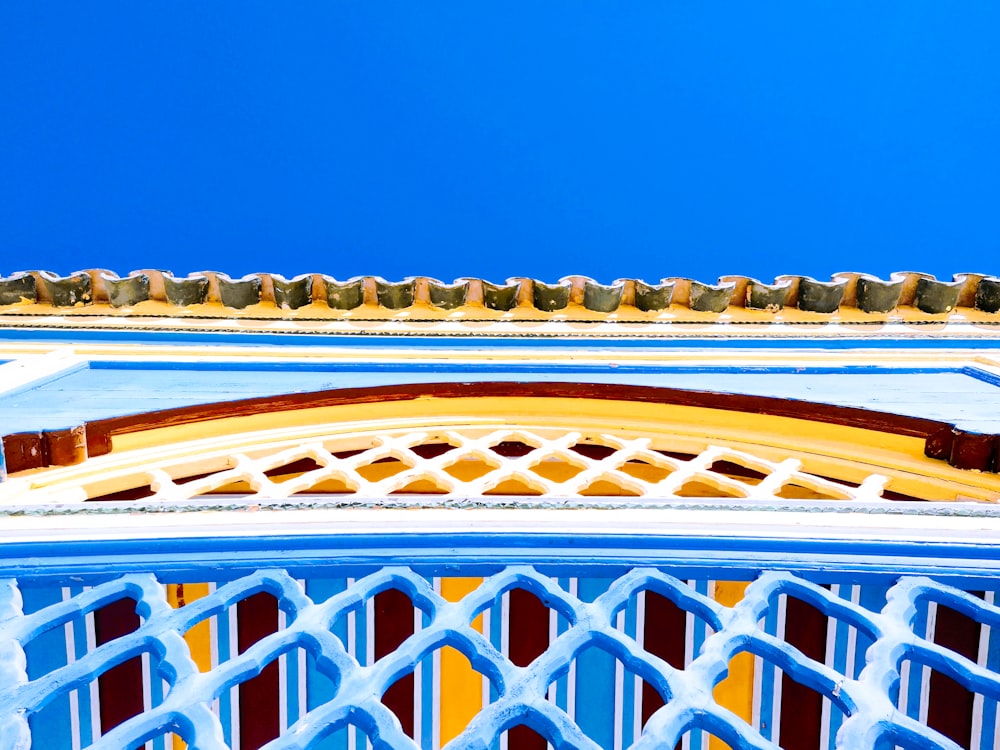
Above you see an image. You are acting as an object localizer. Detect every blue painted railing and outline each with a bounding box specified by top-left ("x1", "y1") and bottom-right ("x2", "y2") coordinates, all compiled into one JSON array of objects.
[{"x1": 1, "y1": 517, "x2": 999, "y2": 749}]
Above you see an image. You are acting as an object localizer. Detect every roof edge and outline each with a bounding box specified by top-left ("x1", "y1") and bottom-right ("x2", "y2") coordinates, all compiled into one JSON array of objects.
[{"x1": 1, "y1": 270, "x2": 998, "y2": 317}]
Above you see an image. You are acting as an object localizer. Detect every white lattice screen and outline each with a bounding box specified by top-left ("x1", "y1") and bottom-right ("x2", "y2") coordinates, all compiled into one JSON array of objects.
[{"x1": 7, "y1": 425, "x2": 959, "y2": 504}]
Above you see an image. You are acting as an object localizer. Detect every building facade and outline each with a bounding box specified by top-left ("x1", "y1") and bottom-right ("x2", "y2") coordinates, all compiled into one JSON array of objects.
[{"x1": 1, "y1": 269, "x2": 999, "y2": 750}]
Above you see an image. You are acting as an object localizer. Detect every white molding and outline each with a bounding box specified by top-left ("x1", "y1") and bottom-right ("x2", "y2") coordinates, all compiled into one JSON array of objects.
[
  {"x1": 0, "y1": 348, "x2": 87, "y2": 397},
  {"x1": 1, "y1": 505, "x2": 999, "y2": 547}
]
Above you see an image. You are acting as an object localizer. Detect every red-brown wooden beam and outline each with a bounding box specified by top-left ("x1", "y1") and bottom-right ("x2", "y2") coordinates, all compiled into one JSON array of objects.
[{"x1": 3, "y1": 382, "x2": 995, "y2": 474}]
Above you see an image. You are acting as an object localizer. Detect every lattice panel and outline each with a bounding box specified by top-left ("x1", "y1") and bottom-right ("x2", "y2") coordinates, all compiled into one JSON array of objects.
[
  {"x1": 65, "y1": 428, "x2": 911, "y2": 504},
  {"x1": 2, "y1": 568, "x2": 999, "y2": 749}
]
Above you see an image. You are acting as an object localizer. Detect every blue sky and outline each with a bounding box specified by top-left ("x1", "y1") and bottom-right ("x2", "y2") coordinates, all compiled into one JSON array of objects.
[{"x1": 2, "y1": 3, "x2": 999, "y2": 284}]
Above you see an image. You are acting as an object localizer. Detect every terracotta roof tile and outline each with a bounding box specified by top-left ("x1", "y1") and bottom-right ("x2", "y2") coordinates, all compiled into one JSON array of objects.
[{"x1": 0, "y1": 269, "x2": 997, "y2": 316}]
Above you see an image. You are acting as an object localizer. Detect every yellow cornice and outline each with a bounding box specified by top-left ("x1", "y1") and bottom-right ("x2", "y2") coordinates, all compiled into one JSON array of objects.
[{"x1": 6, "y1": 395, "x2": 1000, "y2": 504}]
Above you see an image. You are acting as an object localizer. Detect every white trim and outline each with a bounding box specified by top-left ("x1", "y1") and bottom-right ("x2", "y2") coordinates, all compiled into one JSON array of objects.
[
  {"x1": 820, "y1": 584, "x2": 840, "y2": 750},
  {"x1": 499, "y1": 590, "x2": 510, "y2": 750},
  {"x1": 432, "y1": 577, "x2": 442, "y2": 750},
  {"x1": 567, "y1": 579, "x2": 578, "y2": 723},
  {"x1": 482, "y1": 605, "x2": 492, "y2": 714},
  {"x1": 771, "y1": 595, "x2": 787, "y2": 747},
  {"x1": 918, "y1": 602, "x2": 938, "y2": 726},
  {"x1": 0, "y1": 348, "x2": 86, "y2": 397},
  {"x1": 2, "y1": 309, "x2": 999, "y2": 341},
  {"x1": 297, "y1": 579, "x2": 308, "y2": 723},
  {"x1": 141, "y1": 652, "x2": 153, "y2": 750},
  {"x1": 683, "y1": 580, "x2": 697, "y2": 750},
  {"x1": 278, "y1": 608, "x2": 288, "y2": 732},
  {"x1": 613, "y1": 609, "x2": 625, "y2": 750},
  {"x1": 228, "y1": 603, "x2": 240, "y2": 750},
  {"x1": 85, "y1": 604, "x2": 100, "y2": 743},
  {"x1": 845, "y1": 586, "x2": 861, "y2": 681},
  {"x1": 546, "y1": 602, "x2": 558, "y2": 704},
  {"x1": 412, "y1": 604, "x2": 422, "y2": 748},
  {"x1": 0, "y1": 341, "x2": 992, "y2": 369},
  {"x1": 363, "y1": 596, "x2": 373, "y2": 750},
  {"x1": 3, "y1": 507, "x2": 999, "y2": 548},
  {"x1": 63, "y1": 587, "x2": 82, "y2": 750},
  {"x1": 347, "y1": 577, "x2": 357, "y2": 750},
  {"x1": 971, "y1": 591, "x2": 989, "y2": 750},
  {"x1": 634, "y1": 590, "x2": 646, "y2": 739},
  {"x1": 899, "y1": 657, "x2": 912, "y2": 717}
]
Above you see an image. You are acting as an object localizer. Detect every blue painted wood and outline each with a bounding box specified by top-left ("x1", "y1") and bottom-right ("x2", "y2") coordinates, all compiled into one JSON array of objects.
[
  {"x1": 688, "y1": 579, "x2": 712, "y2": 750},
  {"x1": 575, "y1": 577, "x2": 617, "y2": 750},
  {"x1": 215, "y1": 586, "x2": 236, "y2": 749},
  {"x1": 3, "y1": 563, "x2": 1000, "y2": 748},
  {"x1": 825, "y1": 584, "x2": 858, "y2": 749},
  {"x1": 19, "y1": 584, "x2": 73, "y2": 749},
  {"x1": 980, "y1": 605, "x2": 1000, "y2": 750},
  {"x1": 903, "y1": 596, "x2": 932, "y2": 723},
  {"x1": 4, "y1": 524, "x2": 1000, "y2": 589},
  {"x1": 488, "y1": 587, "x2": 503, "y2": 750},
  {"x1": 961, "y1": 366, "x2": 1000, "y2": 389},
  {"x1": 418, "y1": 586, "x2": 433, "y2": 750},
  {"x1": 285, "y1": 622, "x2": 302, "y2": 734},
  {"x1": 0, "y1": 360, "x2": 87, "y2": 400},
  {"x1": 620, "y1": 594, "x2": 638, "y2": 748},
  {"x1": 305, "y1": 578, "x2": 350, "y2": 750},
  {"x1": 756, "y1": 591, "x2": 782, "y2": 742},
  {"x1": 87, "y1": 360, "x2": 952, "y2": 374},
  {"x1": 853, "y1": 585, "x2": 890, "y2": 682},
  {"x1": 148, "y1": 653, "x2": 168, "y2": 750},
  {"x1": 551, "y1": 577, "x2": 574, "y2": 739},
  {"x1": 67, "y1": 584, "x2": 97, "y2": 747},
  {"x1": 353, "y1": 579, "x2": 371, "y2": 750},
  {"x1": 4, "y1": 361, "x2": 1000, "y2": 435}
]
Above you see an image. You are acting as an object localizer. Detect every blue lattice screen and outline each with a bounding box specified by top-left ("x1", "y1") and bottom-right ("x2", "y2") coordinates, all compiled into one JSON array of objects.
[{"x1": 2, "y1": 567, "x2": 1000, "y2": 750}]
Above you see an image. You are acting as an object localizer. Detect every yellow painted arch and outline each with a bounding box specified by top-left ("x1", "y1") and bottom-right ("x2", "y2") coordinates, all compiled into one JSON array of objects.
[{"x1": 5, "y1": 390, "x2": 1000, "y2": 503}]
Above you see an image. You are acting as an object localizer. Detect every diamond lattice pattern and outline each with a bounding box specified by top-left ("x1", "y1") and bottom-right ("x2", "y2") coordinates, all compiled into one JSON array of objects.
[
  {"x1": 75, "y1": 428, "x2": 907, "y2": 503},
  {"x1": 2, "y1": 568, "x2": 1000, "y2": 749}
]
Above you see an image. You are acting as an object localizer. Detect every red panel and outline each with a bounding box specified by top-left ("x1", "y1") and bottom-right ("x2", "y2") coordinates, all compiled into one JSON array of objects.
[
  {"x1": 928, "y1": 602, "x2": 981, "y2": 747},
  {"x1": 507, "y1": 589, "x2": 549, "y2": 750},
  {"x1": 374, "y1": 589, "x2": 415, "y2": 738},
  {"x1": 508, "y1": 724, "x2": 549, "y2": 749},
  {"x1": 641, "y1": 591, "x2": 687, "y2": 730},
  {"x1": 779, "y1": 595, "x2": 828, "y2": 750},
  {"x1": 237, "y1": 592, "x2": 280, "y2": 750},
  {"x1": 93, "y1": 597, "x2": 144, "y2": 734},
  {"x1": 508, "y1": 588, "x2": 549, "y2": 750},
  {"x1": 508, "y1": 588, "x2": 549, "y2": 668}
]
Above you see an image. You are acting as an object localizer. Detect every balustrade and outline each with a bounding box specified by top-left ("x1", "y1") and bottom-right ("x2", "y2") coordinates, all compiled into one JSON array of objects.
[{"x1": 1, "y1": 507, "x2": 999, "y2": 750}]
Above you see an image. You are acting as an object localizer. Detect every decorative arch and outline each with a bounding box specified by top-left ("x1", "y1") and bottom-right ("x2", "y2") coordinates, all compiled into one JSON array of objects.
[{"x1": 3, "y1": 383, "x2": 999, "y2": 505}]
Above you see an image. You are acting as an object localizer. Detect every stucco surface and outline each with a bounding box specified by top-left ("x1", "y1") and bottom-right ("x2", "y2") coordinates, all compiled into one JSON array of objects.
[{"x1": 2, "y1": 365, "x2": 997, "y2": 433}]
